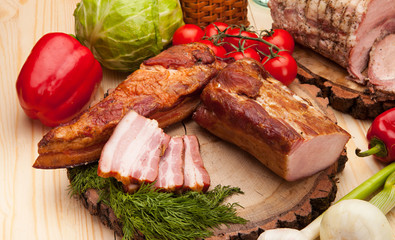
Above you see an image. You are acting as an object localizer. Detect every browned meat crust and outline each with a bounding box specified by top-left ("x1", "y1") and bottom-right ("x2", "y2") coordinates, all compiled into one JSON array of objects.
[
  {"x1": 34, "y1": 43, "x2": 225, "y2": 169},
  {"x1": 193, "y1": 58, "x2": 350, "y2": 181}
]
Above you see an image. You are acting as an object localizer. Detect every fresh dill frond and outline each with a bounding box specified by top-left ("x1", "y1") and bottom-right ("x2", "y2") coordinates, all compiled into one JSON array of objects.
[
  {"x1": 67, "y1": 163, "x2": 111, "y2": 196},
  {"x1": 68, "y1": 163, "x2": 247, "y2": 240}
]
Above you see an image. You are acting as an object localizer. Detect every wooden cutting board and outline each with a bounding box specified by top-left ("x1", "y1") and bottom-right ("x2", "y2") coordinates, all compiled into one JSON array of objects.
[
  {"x1": 72, "y1": 80, "x2": 347, "y2": 240},
  {"x1": 293, "y1": 44, "x2": 395, "y2": 120}
]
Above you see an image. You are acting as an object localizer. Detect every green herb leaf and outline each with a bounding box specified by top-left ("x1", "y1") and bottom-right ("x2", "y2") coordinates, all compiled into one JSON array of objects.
[{"x1": 68, "y1": 163, "x2": 247, "y2": 240}]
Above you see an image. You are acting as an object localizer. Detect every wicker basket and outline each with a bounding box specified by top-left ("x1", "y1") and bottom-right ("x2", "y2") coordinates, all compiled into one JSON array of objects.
[{"x1": 179, "y1": 0, "x2": 249, "y2": 28}]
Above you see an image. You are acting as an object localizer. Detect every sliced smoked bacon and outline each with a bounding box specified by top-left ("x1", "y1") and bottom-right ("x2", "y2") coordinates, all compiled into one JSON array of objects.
[
  {"x1": 182, "y1": 135, "x2": 211, "y2": 192},
  {"x1": 154, "y1": 136, "x2": 185, "y2": 191},
  {"x1": 193, "y1": 58, "x2": 350, "y2": 181},
  {"x1": 268, "y1": 0, "x2": 395, "y2": 93},
  {"x1": 98, "y1": 110, "x2": 210, "y2": 192},
  {"x1": 155, "y1": 135, "x2": 210, "y2": 192},
  {"x1": 98, "y1": 110, "x2": 170, "y2": 185},
  {"x1": 33, "y1": 43, "x2": 225, "y2": 169}
]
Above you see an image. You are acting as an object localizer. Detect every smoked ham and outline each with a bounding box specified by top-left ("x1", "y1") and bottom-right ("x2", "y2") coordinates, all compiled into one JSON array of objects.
[
  {"x1": 193, "y1": 58, "x2": 350, "y2": 181},
  {"x1": 268, "y1": 0, "x2": 395, "y2": 94},
  {"x1": 368, "y1": 34, "x2": 395, "y2": 93},
  {"x1": 33, "y1": 43, "x2": 225, "y2": 169}
]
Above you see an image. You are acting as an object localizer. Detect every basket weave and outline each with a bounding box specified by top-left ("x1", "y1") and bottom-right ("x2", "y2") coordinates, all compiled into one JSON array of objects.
[{"x1": 180, "y1": 0, "x2": 249, "y2": 28}]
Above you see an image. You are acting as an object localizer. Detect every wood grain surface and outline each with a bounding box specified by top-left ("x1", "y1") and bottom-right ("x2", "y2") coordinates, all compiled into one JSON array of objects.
[
  {"x1": 294, "y1": 45, "x2": 395, "y2": 120},
  {"x1": 1, "y1": 0, "x2": 394, "y2": 239}
]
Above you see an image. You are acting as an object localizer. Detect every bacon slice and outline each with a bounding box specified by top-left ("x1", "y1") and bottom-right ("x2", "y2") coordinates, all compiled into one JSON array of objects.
[
  {"x1": 182, "y1": 135, "x2": 210, "y2": 192},
  {"x1": 154, "y1": 136, "x2": 185, "y2": 191},
  {"x1": 34, "y1": 43, "x2": 225, "y2": 169},
  {"x1": 98, "y1": 110, "x2": 210, "y2": 193},
  {"x1": 98, "y1": 110, "x2": 170, "y2": 185}
]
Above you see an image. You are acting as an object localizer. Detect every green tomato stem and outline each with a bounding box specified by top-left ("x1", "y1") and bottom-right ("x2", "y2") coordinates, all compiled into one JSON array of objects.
[
  {"x1": 369, "y1": 171, "x2": 395, "y2": 215},
  {"x1": 220, "y1": 33, "x2": 281, "y2": 52}
]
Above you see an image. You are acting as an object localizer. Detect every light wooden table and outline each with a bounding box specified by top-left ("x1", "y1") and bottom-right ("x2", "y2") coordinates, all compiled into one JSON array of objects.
[{"x1": 1, "y1": 0, "x2": 393, "y2": 239}]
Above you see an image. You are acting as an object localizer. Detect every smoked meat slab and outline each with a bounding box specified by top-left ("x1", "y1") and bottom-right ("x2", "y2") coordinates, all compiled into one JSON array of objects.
[
  {"x1": 67, "y1": 80, "x2": 347, "y2": 239},
  {"x1": 33, "y1": 43, "x2": 224, "y2": 169}
]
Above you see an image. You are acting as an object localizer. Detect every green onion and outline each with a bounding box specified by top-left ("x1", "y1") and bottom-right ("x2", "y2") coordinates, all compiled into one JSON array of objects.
[
  {"x1": 298, "y1": 162, "x2": 395, "y2": 240},
  {"x1": 369, "y1": 171, "x2": 395, "y2": 214},
  {"x1": 339, "y1": 162, "x2": 395, "y2": 201}
]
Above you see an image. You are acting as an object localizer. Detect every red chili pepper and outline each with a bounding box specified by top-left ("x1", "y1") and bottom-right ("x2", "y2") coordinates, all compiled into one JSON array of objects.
[
  {"x1": 16, "y1": 32, "x2": 102, "y2": 127},
  {"x1": 356, "y1": 108, "x2": 395, "y2": 163}
]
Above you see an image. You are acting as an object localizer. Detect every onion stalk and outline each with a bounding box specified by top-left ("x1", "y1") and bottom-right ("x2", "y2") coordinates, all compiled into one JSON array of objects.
[
  {"x1": 369, "y1": 169, "x2": 395, "y2": 214},
  {"x1": 258, "y1": 162, "x2": 395, "y2": 240}
]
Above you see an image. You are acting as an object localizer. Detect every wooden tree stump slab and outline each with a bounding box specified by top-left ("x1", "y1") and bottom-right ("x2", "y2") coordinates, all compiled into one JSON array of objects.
[
  {"x1": 294, "y1": 44, "x2": 395, "y2": 120},
  {"x1": 68, "y1": 82, "x2": 348, "y2": 240}
]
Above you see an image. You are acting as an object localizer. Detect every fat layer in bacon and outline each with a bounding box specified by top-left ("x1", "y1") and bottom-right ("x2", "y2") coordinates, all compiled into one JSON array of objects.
[
  {"x1": 98, "y1": 110, "x2": 210, "y2": 192},
  {"x1": 154, "y1": 136, "x2": 185, "y2": 191},
  {"x1": 98, "y1": 110, "x2": 170, "y2": 185},
  {"x1": 182, "y1": 135, "x2": 211, "y2": 192}
]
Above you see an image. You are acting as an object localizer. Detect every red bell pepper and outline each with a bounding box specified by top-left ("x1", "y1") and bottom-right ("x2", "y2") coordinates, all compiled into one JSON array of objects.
[
  {"x1": 356, "y1": 108, "x2": 395, "y2": 163},
  {"x1": 16, "y1": 32, "x2": 102, "y2": 127}
]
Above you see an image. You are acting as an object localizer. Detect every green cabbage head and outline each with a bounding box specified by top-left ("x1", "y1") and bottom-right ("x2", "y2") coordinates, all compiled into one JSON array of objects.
[{"x1": 74, "y1": 0, "x2": 184, "y2": 72}]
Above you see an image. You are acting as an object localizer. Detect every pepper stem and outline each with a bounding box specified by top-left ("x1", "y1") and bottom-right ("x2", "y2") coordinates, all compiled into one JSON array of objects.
[{"x1": 355, "y1": 138, "x2": 388, "y2": 158}]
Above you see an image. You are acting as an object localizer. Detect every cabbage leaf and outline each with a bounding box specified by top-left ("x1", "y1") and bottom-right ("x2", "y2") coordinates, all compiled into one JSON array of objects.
[{"x1": 74, "y1": 0, "x2": 184, "y2": 72}]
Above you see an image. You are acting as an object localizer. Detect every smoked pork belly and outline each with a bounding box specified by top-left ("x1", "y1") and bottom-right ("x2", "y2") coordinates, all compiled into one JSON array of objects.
[
  {"x1": 268, "y1": 0, "x2": 395, "y2": 93},
  {"x1": 98, "y1": 110, "x2": 210, "y2": 192},
  {"x1": 154, "y1": 136, "x2": 185, "y2": 191},
  {"x1": 34, "y1": 43, "x2": 225, "y2": 169},
  {"x1": 155, "y1": 135, "x2": 210, "y2": 192},
  {"x1": 98, "y1": 110, "x2": 170, "y2": 185},
  {"x1": 193, "y1": 58, "x2": 351, "y2": 181},
  {"x1": 182, "y1": 135, "x2": 210, "y2": 192}
]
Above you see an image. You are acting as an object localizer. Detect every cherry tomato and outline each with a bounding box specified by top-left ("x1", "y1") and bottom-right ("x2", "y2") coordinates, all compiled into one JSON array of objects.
[
  {"x1": 204, "y1": 22, "x2": 229, "y2": 39},
  {"x1": 258, "y1": 29, "x2": 295, "y2": 55},
  {"x1": 197, "y1": 40, "x2": 227, "y2": 58},
  {"x1": 261, "y1": 51, "x2": 297, "y2": 86},
  {"x1": 172, "y1": 24, "x2": 204, "y2": 45},
  {"x1": 227, "y1": 48, "x2": 261, "y2": 61},
  {"x1": 223, "y1": 28, "x2": 260, "y2": 52}
]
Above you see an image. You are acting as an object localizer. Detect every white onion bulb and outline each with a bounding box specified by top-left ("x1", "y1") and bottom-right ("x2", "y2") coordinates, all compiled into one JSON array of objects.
[{"x1": 320, "y1": 199, "x2": 393, "y2": 240}]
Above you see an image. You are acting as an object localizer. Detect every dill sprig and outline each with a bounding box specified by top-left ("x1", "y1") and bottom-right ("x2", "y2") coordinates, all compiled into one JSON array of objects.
[{"x1": 68, "y1": 164, "x2": 247, "y2": 240}]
